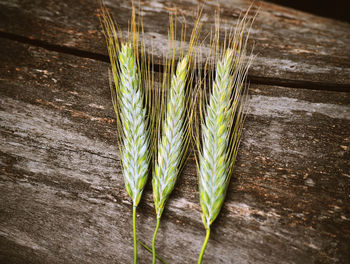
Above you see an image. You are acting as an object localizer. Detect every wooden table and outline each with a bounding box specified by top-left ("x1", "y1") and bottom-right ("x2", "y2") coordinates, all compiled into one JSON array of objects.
[{"x1": 0, "y1": 1, "x2": 349, "y2": 263}]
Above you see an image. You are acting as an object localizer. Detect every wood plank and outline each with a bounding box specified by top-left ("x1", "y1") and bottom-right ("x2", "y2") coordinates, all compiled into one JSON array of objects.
[
  {"x1": 1, "y1": 38, "x2": 350, "y2": 263},
  {"x1": 0, "y1": 0, "x2": 349, "y2": 90}
]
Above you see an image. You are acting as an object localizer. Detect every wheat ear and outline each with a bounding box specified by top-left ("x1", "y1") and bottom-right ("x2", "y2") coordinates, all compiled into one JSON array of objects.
[
  {"x1": 120, "y1": 43, "x2": 151, "y2": 264},
  {"x1": 151, "y1": 13, "x2": 201, "y2": 263},
  {"x1": 151, "y1": 56, "x2": 191, "y2": 263},
  {"x1": 118, "y1": 43, "x2": 151, "y2": 206},
  {"x1": 195, "y1": 10, "x2": 254, "y2": 264},
  {"x1": 152, "y1": 55, "x2": 189, "y2": 218},
  {"x1": 100, "y1": 5, "x2": 152, "y2": 264}
]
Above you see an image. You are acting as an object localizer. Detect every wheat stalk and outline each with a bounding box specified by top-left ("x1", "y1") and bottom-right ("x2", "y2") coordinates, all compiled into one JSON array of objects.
[
  {"x1": 100, "y1": 5, "x2": 152, "y2": 264},
  {"x1": 194, "y1": 10, "x2": 254, "y2": 264}
]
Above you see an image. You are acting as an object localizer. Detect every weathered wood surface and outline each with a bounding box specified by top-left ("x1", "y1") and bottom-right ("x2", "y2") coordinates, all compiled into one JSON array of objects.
[
  {"x1": 1, "y1": 37, "x2": 350, "y2": 263},
  {"x1": 0, "y1": 0, "x2": 350, "y2": 263},
  {"x1": 0, "y1": 0, "x2": 349, "y2": 90}
]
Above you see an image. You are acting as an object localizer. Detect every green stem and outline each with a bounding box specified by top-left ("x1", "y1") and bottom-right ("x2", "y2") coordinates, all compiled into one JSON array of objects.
[
  {"x1": 152, "y1": 218, "x2": 161, "y2": 264},
  {"x1": 137, "y1": 239, "x2": 169, "y2": 264},
  {"x1": 133, "y1": 206, "x2": 137, "y2": 264},
  {"x1": 198, "y1": 228, "x2": 211, "y2": 264}
]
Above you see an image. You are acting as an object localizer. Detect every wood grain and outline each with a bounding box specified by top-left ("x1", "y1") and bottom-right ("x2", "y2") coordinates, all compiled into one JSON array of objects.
[
  {"x1": 0, "y1": 0, "x2": 349, "y2": 90},
  {"x1": 1, "y1": 35, "x2": 350, "y2": 263}
]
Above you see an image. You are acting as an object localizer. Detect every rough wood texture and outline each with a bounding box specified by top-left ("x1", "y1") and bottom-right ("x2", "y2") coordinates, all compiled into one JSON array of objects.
[
  {"x1": 0, "y1": 0, "x2": 350, "y2": 263},
  {"x1": 0, "y1": 0, "x2": 349, "y2": 90}
]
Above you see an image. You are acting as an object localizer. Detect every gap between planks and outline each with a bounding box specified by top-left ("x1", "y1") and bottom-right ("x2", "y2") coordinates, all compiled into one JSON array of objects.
[{"x1": 0, "y1": 30, "x2": 349, "y2": 93}]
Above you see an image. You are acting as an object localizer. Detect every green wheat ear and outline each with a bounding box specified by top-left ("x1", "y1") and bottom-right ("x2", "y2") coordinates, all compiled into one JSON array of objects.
[
  {"x1": 194, "y1": 8, "x2": 255, "y2": 264},
  {"x1": 100, "y1": 4, "x2": 153, "y2": 264},
  {"x1": 152, "y1": 55, "x2": 190, "y2": 219},
  {"x1": 151, "y1": 13, "x2": 201, "y2": 264},
  {"x1": 118, "y1": 43, "x2": 151, "y2": 207},
  {"x1": 151, "y1": 55, "x2": 190, "y2": 264}
]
